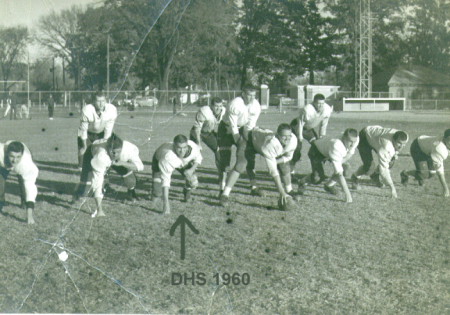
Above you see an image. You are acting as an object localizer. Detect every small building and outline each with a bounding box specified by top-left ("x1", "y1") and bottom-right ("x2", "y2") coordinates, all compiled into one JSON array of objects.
[{"x1": 373, "y1": 65, "x2": 450, "y2": 100}]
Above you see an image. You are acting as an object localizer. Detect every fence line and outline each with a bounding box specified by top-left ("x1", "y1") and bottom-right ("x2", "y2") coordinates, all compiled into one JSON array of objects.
[{"x1": 1, "y1": 90, "x2": 449, "y2": 112}]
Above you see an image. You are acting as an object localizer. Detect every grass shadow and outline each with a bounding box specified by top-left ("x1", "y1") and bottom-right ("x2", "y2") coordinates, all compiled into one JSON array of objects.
[{"x1": 0, "y1": 207, "x2": 27, "y2": 223}]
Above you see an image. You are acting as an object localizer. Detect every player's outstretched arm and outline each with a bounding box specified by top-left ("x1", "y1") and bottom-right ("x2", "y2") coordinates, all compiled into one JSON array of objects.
[
  {"x1": 437, "y1": 172, "x2": 450, "y2": 197},
  {"x1": 184, "y1": 162, "x2": 199, "y2": 178},
  {"x1": 379, "y1": 166, "x2": 397, "y2": 198},
  {"x1": 337, "y1": 173, "x2": 352, "y2": 203},
  {"x1": 272, "y1": 174, "x2": 288, "y2": 199}
]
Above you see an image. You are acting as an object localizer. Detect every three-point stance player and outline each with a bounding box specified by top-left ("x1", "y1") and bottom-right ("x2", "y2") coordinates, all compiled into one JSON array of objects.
[
  {"x1": 220, "y1": 124, "x2": 298, "y2": 207},
  {"x1": 0, "y1": 141, "x2": 39, "y2": 224},
  {"x1": 400, "y1": 129, "x2": 450, "y2": 197},
  {"x1": 77, "y1": 90, "x2": 117, "y2": 168},
  {"x1": 217, "y1": 83, "x2": 261, "y2": 197},
  {"x1": 151, "y1": 135, "x2": 202, "y2": 214},
  {"x1": 351, "y1": 125, "x2": 408, "y2": 198},
  {"x1": 189, "y1": 97, "x2": 225, "y2": 169},
  {"x1": 290, "y1": 94, "x2": 333, "y2": 173},
  {"x1": 74, "y1": 134, "x2": 144, "y2": 217},
  {"x1": 298, "y1": 129, "x2": 359, "y2": 203}
]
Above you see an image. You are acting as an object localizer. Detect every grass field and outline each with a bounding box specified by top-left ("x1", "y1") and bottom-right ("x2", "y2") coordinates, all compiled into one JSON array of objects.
[{"x1": 1, "y1": 105, "x2": 450, "y2": 314}]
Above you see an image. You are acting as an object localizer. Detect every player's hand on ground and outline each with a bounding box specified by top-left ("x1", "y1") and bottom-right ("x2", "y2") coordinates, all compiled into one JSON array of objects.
[
  {"x1": 163, "y1": 201, "x2": 171, "y2": 214},
  {"x1": 391, "y1": 188, "x2": 398, "y2": 199},
  {"x1": 345, "y1": 194, "x2": 353, "y2": 203},
  {"x1": 280, "y1": 193, "x2": 290, "y2": 205},
  {"x1": 443, "y1": 188, "x2": 450, "y2": 197}
]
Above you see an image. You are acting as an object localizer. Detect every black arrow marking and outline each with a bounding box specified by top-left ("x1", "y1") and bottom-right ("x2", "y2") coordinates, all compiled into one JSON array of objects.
[{"x1": 169, "y1": 215, "x2": 199, "y2": 260}]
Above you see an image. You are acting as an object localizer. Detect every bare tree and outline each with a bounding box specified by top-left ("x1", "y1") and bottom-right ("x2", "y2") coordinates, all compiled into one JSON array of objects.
[
  {"x1": 34, "y1": 5, "x2": 85, "y2": 89},
  {"x1": 0, "y1": 26, "x2": 29, "y2": 91}
]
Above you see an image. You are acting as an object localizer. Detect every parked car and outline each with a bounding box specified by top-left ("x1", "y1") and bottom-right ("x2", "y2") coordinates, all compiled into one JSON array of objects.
[
  {"x1": 270, "y1": 94, "x2": 294, "y2": 106},
  {"x1": 134, "y1": 95, "x2": 158, "y2": 107}
]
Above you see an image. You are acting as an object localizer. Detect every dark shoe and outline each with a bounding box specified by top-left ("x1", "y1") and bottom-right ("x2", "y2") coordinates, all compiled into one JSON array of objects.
[
  {"x1": 183, "y1": 188, "x2": 192, "y2": 202},
  {"x1": 370, "y1": 173, "x2": 385, "y2": 188},
  {"x1": 220, "y1": 194, "x2": 230, "y2": 207},
  {"x1": 127, "y1": 189, "x2": 140, "y2": 202},
  {"x1": 324, "y1": 184, "x2": 339, "y2": 195},
  {"x1": 250, "y1": 187, "x2": 266, "y2": 197},
  {"x1": 297, "y1": 184, "x2": 307, "y2": 196},
  {"x1": 103, "y1": 183, "x2": 115, "y2": 195},
  {"x1": 71, "y1": 192, "x2": 80, "y2": 204},
  {"x1": 287, "y1": 190, "x2": 301, "y2": 201},
  {"x1": 400, "y1": 171, "x2": 408, "y2": 186},
  {"x1": 418, "y1": 179, "x2": 424, "y2": 186},
  {"x1": 351, "y1": 174, "x2": 361, "y2": 190}
]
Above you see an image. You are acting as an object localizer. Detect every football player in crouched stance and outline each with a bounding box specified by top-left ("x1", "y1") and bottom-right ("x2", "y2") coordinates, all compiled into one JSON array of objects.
[
  {"x1": 151, "y1": 135, "x2": 202, "y2": 215},
  {"x1": 350, "y1": 125, "x2": 408, "y2": 198},
  {"x1": 400, "y1": 129, "x2": 450, "y2": 197},
  {"x1": 298, "y1": 128, "x2": 359, "y2": 203},
  {"x1": 0, "y1": 141, "x2": 39, "y2": 224},
  {"x1": 220, "y1": 123, "x2": 299, "y2": 210},
  {"x1": 189, "y1": 97, "x2": 225, "y2": 169},
  {"x1": 73, "y1": 134, "x2": 144, "y2": 217}
]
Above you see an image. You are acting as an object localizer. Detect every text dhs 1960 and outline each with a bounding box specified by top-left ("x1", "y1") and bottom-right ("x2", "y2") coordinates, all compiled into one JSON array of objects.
[{"x1": 171, "y1": 272, "x2": 250, "y2": 285}]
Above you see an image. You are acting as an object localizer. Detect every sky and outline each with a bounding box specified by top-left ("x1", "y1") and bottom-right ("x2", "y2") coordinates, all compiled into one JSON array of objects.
[
  {"x1": 0, "y1": 0, "x2": 99, "y2": 61},
  {"x1": 0, "y1": 0, "x2": 98, "y2": 29}
]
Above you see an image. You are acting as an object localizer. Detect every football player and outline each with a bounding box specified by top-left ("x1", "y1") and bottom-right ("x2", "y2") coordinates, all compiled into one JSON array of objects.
[
  {"x1": 400, "y1": 129, "x2": 450, "y2": 197},
  {"x1": 151, "y1": 135, "x2": 202, "y2": 214},
  {"x1": 0, "y1": 141, "x2": 39, "y2": 224},
  {"x1": 351, "y1": 125, "x2": 408, "y2": 198}
]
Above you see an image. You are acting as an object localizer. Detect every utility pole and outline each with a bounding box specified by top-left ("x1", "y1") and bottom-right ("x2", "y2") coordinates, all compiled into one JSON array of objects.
[
  {"x1": 52, "y1": 57, "x2": 55, "y2": 91},
  {"x1": 107, "y1": 34, "x2": 110, "y2": 100},
  {"x1": 27, "y1": 52, "x2": 30, "y2": 107},
  {"x1": 219, "y1": 50, "x2": 222, "y2": 91},
  {"x1": 62, "y1": 57, "x2": 65, "y2": 86}
]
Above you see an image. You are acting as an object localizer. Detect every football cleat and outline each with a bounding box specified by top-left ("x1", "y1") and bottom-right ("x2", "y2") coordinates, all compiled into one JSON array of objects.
[
  {"x1": 250, "y1": 187, "x2": 266, "y2": 197},
  {"x1": 297, "y1": 183, "x2": 307, "y2": 196},
  {"x1": 324, "y1": 184, "x2": 339, "y2": 195},
  {"x1": 183, "y1": 187, "x2": 192, "y2": 202},
  {"x1": 287, "y1": 190, "x2": 301, "y2": 201},
  {"x1": 370, "y1": 173, "x2": 385, "y2": 188},
  {"x1": 400, "y1": 171, "x2": 409, "y2": 186},
  {"x1": 126, "y1": 189, "x2": 140, "y2": 202},
  {"x1": 351, "y1": 174, "x2": 361, "y2": 190}
]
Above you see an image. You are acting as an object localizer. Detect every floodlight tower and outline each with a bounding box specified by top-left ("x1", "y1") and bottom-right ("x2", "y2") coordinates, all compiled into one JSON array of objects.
[{"x1": 355, "y1": 0, "x2": 372, "y2": 98}]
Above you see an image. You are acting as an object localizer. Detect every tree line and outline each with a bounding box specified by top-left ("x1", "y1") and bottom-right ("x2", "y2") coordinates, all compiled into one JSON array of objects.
[{"x1": 1, "y1": 0, "x2": 449, "y2": 96}]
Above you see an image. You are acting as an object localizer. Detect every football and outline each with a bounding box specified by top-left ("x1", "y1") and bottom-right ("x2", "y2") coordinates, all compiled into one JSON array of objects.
[{"x1": 278, "y1": 196, "x2": 296, "y2": 211}]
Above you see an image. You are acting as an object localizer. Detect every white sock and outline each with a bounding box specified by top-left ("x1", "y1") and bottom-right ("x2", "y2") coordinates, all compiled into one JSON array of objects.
[
  {"x1": 285, "y1": 184, "x2": 292, "y2": 192},
  {"x1": 223, "y1": 187, "x2": 232, "y2": 196}
]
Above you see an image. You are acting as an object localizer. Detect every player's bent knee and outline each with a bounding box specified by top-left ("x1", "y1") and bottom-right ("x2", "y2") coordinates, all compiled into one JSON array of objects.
[
  {"x1": 418, "y1": 171, "x2": 431, "y2": 180},
  {"x1": 186, "y1": 174, "x2": 198, "y2": 189},
  {"x1": 122, "y1": 171, "x2": 137, "y2": 189},
  {"x1": 234, "y1": 161, "x2": 248, "y2": 174},
  {"x1": 152, "y1": 179, "x2": 163, "y2": 197}
]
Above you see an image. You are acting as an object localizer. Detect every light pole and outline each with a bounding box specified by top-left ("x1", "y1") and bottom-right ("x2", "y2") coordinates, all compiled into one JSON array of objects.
[{"x1": 107, "y1": 33, "x2": 110, "y2": 100}]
